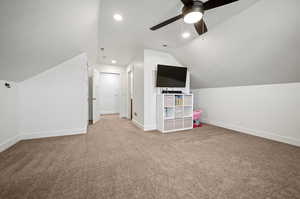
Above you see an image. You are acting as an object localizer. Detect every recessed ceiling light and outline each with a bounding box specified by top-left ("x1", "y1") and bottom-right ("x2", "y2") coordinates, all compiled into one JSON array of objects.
[
  {"x1": 182, "y1": 32, "x2": 191, "y2": 39},
  {"x1": 113, "y1": 14, "x2": 123, "y2": 21},
  {"x1": 112, "y1": 60, "x2": 117, "y2": 64}
]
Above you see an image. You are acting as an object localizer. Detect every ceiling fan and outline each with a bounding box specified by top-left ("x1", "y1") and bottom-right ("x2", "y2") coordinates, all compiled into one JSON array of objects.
[{"x1": 150, "y1": 0, "x2": 239, "y2": 36}]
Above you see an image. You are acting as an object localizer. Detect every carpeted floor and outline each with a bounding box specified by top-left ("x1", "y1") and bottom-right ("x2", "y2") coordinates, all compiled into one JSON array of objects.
[{"x1": 0, "y1": 115, "x2": 300, "y2": 199}]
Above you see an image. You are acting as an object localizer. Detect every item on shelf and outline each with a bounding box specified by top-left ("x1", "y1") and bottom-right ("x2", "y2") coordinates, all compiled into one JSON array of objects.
[
  {"x1": 175, "y1": 95, "x2": 183, "y2": 106},
  {"x1": 165, "y1": 108, "x2": 173, "y2": 118},
  {"x1": 162, "y1": 90, "x2": 182, "y2": 94},
  {"x1": 164, "y1": 95, "x2": 174, "y2": 107},
  {"x1": 193, "y1": 109, "x2": 203, "y2": 128}
]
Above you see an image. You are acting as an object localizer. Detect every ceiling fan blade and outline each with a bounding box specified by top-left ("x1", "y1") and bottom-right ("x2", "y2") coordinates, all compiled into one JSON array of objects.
[
  {"x1": 181, "y1": 0, "x2": 194, "y2": 6},
  {"x1": 203, "y1": 0, "x2": 239, "y2": 11},
  {"x1": 150, "y1": 14, "x2": 183, "y2": 31},
  {"x1": 194, "y1": 19, "x2": 208, "y2": 35}
]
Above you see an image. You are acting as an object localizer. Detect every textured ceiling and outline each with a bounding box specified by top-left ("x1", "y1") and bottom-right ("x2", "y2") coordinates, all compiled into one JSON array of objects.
[
  {"x1": 172, "y1": 0, "x2": 300, "y2": 88},
  {"x1": 0, "y1": 0, "x2": 100, "y2": 82}
]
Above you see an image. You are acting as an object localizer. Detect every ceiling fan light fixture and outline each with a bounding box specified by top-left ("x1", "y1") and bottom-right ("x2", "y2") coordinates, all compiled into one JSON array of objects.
[
  {"x1": 182, "y1": 2, "x2": 204, "y2": 24},
  {"x1": 149, "y1": 0, "x2": 239, "y2": 35},
  {"x1": 184, "y1": 11, "x2": 203, "y2": 24}
]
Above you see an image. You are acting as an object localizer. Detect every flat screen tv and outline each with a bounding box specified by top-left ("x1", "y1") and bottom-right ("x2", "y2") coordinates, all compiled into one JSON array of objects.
[{"x1": 156, "y1": 65, "x2": 187, "y2": 88}]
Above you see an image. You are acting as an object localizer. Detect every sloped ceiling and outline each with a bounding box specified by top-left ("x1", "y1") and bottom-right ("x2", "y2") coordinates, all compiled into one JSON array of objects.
[
  {"x1": 98, "y1": 0, "x2": 259, "y2": 66},
  {"x1": 172, "y1": 0, "x2": 300, "y2": 88},
  {"x1": 1, "y1": 0, "x2": 299, "y2": 87},
  {"x1": 0, "y1": 0, "x2": 100, "y2": 82}
]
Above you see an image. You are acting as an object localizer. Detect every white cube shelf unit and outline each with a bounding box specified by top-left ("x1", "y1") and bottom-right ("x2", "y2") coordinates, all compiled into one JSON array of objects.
[{"x1": 157, "y1": 94, "x2": 193, "y2": 133}]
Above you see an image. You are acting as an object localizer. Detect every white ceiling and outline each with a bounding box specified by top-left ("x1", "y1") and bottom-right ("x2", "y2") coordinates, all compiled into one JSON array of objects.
[
  {"x1": 0, "y1": 0, "x2": 100, "y2": 82},
  {"x1": 172, "y1": 0, "x2": 300, "y2": 88},
  {"x1": 1, "y1": 0, "x2": 299, "y2": 88},
  {"x1": 98, "y1": 0, "x2": 260, "y2": 66}
]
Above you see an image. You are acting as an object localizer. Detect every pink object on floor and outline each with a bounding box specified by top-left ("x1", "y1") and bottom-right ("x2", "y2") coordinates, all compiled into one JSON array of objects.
[
  {"x1": 193, "y1": 109, "x2": 202, "y2": 120},
  {"x1": 193, "y1": 109, "x2": 203, "y2": 128}
]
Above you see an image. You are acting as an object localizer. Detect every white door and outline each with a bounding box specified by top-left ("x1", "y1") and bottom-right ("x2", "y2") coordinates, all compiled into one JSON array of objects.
[
  {"x1": 99, "y1": 73, "x2": 120, "y2": 114},
  {"x1": 92, "y1": 69, "x2": 100, "y2": 123}
]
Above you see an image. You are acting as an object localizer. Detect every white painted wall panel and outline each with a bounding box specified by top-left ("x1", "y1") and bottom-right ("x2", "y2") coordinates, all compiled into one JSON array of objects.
[
  {"x1": 0, "y1": 81, "x2": 19, "y2": 152},
  {"x1": 19, "y1": 54, "x2": 88, "y2": 138},
  {"x1": 144, "y1": 49, "x2": 190, "y2": 130},
  {"x1": 193, "y1": 83, "x2": 300, "y2": 146}
]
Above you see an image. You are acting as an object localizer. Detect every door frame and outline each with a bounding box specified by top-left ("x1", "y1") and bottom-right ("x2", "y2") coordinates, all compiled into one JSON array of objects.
[
  {"x1": 127, "y1": 68, "x2": 133, "y2": 120},
  {"x1": 98, "y1": 72, "x2": 121, "y2": 115},
  {"x1": 92, "y1": 69, "x2": 101, "y2": 124}
]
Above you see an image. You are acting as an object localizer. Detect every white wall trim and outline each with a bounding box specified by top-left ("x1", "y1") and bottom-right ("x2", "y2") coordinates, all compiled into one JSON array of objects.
[
  {"x1": 203, "y1": 119, "x2": 300, "y2": 147},
  {"x1": 144, "y1": 125, "x2": 156, "y2": 131},
  {"x1": 0, "y1": 135, "x2": 21, "y2": 153},
  {"x1": 100, "y1": 111, "x2": 120, "y2": 115},
  {"x1": 132, "y1": 119, "x2": 144, "y2": 130},
  {"x1": 20, "y1": 128, "x2": 87, "y2": 141},
  {"x1": 1, "y1": 128, "x2": 87, "y2": 152}
]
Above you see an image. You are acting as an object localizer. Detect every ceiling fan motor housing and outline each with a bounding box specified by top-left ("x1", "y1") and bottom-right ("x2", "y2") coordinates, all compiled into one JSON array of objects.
[{"x1": 182, "y1": 1, "x2": 204, "y2": 16}]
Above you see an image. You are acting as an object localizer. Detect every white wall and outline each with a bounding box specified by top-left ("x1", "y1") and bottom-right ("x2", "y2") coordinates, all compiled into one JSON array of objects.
[
  {"x1": 19, "y1": 54, "x2": 88, "y2": 139},
  {"x1": 193, "y1": 83, "x2": 300, "y2": 146},
  {"x1": 0, "y1": 81, "x2": 19, "y2": 152},
  {"x1": 172, "y1": 0, "x2": 300, "y2": 88},
  {"x1": 95, "y1": 65, "x2": 127, "y2": 118},
  {"x1": 124, "y1": 51, "x2": 145, "y2": 128},
  {"x1": 0, "y1": 0, "x2": 101, "y2": 82},
  {"x1": 144, "y1": 49, "x2": 190, "y2": 130},
  {"x1": 130, "y1": 62, "x2": 144, "y2": 127}
]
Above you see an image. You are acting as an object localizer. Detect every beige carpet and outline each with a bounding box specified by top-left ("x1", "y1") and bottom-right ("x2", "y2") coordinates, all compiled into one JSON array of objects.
[{"x1": 0, "y1": 115, "x2": 299, "y2": 199}]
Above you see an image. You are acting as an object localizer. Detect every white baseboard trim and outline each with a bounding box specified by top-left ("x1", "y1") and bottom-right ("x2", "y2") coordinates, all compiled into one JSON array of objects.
[
  {"x1": 100, "y1": 111, "x2": 119, "y2": 115},
  {"x1": 1, "y1": 128, "x2": 87, "y2": 153},
  {"x1": 203, "y1": 119, "x2": 300, "y2": 147},
  {"x1": 132, "y1": 119, "x2": 144, "y2": 130},
  {"x1": 144, "y1": 124, "x2": 157, "y2": 131},
  {"x1": 20, "y1": 128, "x2": 87, "y2": 141},
  {"x1": 0, "y1": 135, "x2": 21, "y2": 153}
]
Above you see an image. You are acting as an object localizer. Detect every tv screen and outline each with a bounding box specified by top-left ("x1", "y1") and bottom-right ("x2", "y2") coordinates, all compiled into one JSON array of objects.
[{"x1": 156, "y1": 65, "x2": 187, "y2": 88}]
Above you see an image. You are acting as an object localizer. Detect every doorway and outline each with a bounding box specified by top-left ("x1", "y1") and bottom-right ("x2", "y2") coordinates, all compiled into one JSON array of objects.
[{"x1": 99, "y1": 72, "x2": 121, "y2": 115}]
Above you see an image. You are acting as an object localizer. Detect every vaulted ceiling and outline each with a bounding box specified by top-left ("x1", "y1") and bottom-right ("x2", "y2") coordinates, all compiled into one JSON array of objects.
[
  {"x1": 0, "y1": 0, "x2": 100, "y2": 82},
  {"x1": 98, "y1": 0, "x2": 260, "y2": 66},
  {"x1": 172, "y1": 0, "x2": 300, "y2": 88},
  {"x1": 1, "y1": 0, "x2": 299, "y2": 88}
]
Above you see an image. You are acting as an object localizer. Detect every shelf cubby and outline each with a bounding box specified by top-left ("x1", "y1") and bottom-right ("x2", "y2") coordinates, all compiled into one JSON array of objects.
[
  {"x1": 157, "y1": 93, "x2": 194, "y2": 133},
  {"x1": 184, "y1": 117, "x2": 193, "y2": 128},
  {"x1": 184, "y1": 95, "x2": 193, "y2": 106}
]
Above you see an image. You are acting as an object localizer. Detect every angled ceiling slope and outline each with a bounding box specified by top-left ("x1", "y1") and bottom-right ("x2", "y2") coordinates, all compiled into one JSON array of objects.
[
  {"x1": 172, "y1": 0, "x2": 300, "y2": 89},
  {"x1": 97, "y1": 0, "x2": 258, "y2": 66},
  {"x1": 0, "y1": 0, "x2": 100, "y2": 82}
]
